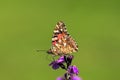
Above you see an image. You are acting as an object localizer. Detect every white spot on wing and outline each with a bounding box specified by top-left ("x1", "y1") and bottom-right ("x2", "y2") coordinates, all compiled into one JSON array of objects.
[
  {"x1": 52, "y1": 37, "x2": 58, "y2": 41},
  {"x1": 63, "y1": 43, "x2": 66, "y2": 46},
  {"x1": 60, "y1": 29, "x2": 63, "y2": 31},
  {"x1": 54, "y1": 30, "x2": 59, "y2": 33},
  {"x1": 56, "y1": 25, "x2": 59, "y2": 28}
]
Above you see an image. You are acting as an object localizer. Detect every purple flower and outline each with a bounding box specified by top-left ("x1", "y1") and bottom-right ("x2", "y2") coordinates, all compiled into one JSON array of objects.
[
  {"x1": 68, "y1": 55, "x2": 74, "y2": 60},
  {"x1": 49, "y1": 55, "x2": 81, "y2": 80},
  {"x1": 49, "y1": 56, "x2": 66, "y2": 70},
  {"x1": 56, "y1": 76, "x2": 64, "y2": 80},
  {"x1": 64, "y1": 55, "x2": 74, "y2": 62},
  {"x1": 49, "y1": 61, "x2": 60, "y2": 70},
  {"x1": 57, "y1": 56, "x2": 65, "y2": 63},
  {"x1": 56, "y1": 75, "x2": 81, "y2": 80},
  {"x1": 71, "y1": 75, "x2": 81, "y2": 80},
  {"x1": 68, "y1": 65, "x2": 79, "y2": 75},
  {"x1": 64, "y1": 55, "x2": 74, "y2": 67}
]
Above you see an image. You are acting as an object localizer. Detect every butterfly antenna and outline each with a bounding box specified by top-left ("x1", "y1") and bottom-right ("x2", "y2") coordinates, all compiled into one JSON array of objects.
[
  {"x1": 35, "y1": 49, "x2": 55, "y2": 61},
  {"x1": 36, "y1": 49, "x2": 47, "y2": 52}
]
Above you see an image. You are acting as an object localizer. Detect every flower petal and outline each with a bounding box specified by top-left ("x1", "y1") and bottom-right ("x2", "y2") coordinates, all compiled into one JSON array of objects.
[
  {"x1": 56, "y1": 76, "x2": 64, "y2": 80},
  {"x1": 57, "y1": 56, "x2": 65, "y2": 63},
  {"x1": 72, "y1": 76, "x2": 81, "y2": 80},
  {"x1": 68, "y1": 65, "x2": 79, "y2": 75},
  {"x1": 49, "y1": 61, "x2": 59, "y2": 70}
]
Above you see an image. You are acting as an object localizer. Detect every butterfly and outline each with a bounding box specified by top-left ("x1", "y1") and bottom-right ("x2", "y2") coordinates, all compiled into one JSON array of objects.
[{"x1": 47, "y1": 21, "x2": 78, "y2": 55}]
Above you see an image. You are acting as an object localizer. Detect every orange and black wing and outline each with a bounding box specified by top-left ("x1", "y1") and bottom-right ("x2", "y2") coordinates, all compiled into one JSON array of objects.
[{"x1": 47, "y1": 21, "x2": 78, "y2": 55}]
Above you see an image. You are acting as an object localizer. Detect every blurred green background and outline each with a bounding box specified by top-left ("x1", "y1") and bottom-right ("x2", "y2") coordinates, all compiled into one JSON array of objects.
[{"x1": 0, "y1": 0, "x2": 120, "y2": 80}]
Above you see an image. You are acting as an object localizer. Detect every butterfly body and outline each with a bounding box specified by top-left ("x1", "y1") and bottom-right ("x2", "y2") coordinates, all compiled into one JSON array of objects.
[{"x1": 47, "y1": 21, "x2": 78, "y2": 55}]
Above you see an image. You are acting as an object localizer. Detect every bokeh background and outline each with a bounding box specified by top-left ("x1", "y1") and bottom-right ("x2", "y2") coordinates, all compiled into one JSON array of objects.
[{"x1": 0, "y1": 0, "x2": 120, "y2": 80}]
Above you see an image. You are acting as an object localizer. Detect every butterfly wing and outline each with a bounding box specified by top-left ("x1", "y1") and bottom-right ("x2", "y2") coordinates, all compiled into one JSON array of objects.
[{"x1": 47, "y1": 21, "x2": 78, "y2": 55}]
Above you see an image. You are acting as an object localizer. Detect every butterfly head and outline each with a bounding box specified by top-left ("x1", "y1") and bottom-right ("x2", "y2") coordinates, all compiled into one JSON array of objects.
[{"x1": 47, "y1": 49, "x2": 53, "y2": 54}]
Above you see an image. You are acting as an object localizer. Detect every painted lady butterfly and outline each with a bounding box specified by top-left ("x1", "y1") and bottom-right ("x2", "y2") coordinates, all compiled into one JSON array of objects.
[{"x1": 47, "y1": 21, "x2": 78, "y2": 55}]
